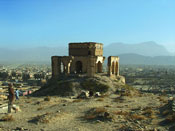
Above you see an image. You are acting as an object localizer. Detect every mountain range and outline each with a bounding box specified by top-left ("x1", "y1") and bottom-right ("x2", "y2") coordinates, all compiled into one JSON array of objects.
[
  {"x1": 104, "y1": 41, "x2": 171, "y2": 57},
  {"x1": 0, "y1": 41, "x2": 174, "y2": 65}
]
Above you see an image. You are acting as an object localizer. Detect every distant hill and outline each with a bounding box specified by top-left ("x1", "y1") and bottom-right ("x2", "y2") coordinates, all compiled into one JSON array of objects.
[
  {"x1": 0, "y1": 46, "x2": 68, "y2": 63},
  {"x1": 0, "y1": 42, "x2": 174, "y2": 65},
  {"x1": 119, "y1": 53, "x2": 175, "y2": 65},
  {"x1": 104, "y1": 41, "x2": 170, "y2": 57}
]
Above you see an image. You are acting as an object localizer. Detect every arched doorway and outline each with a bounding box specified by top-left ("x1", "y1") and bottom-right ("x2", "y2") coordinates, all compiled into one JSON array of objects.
[
  {"x1": 75, "y1": 61, "x2": 83, "y2": 73},
  {"x1": 112, "y1": 61, "x2": 115, "y2": 74},
  {"x1": 97, "y1": 61, "x2": 102, "y2": 73}
]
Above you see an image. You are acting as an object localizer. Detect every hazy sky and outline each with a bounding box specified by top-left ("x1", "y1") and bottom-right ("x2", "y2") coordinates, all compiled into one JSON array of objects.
[{"x1": 0, "y1": 0, "x2": 175, "y2": 52}]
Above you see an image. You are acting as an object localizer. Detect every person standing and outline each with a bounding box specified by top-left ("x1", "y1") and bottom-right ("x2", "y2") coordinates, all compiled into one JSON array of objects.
[
  {"x1": 8, "y1": 83, "x2": 15, "y2": 113},
  {"x1": 15, "y1": 89, "x2": 20, "y2": 100}
]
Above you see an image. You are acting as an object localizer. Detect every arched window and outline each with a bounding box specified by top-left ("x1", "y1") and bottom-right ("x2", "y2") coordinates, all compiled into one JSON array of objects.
[{"x1": 97, "y1": 61, "x2": 102, "y2": 73}]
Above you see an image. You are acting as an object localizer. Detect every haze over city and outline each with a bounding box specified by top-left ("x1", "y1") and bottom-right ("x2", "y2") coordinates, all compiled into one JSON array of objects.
[
  {"x1": 0, "y1": 0, "x2": 175, "y2": 52},
  {"x1": 1, "y1": 1, "x2": 175, "y2": 131}
]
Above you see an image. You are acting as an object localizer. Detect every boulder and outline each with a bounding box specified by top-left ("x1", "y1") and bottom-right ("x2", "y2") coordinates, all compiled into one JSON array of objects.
[
  {"x1": 95, "y1": 92, "x2": 101, "y2": 97},
  {"x1": 77, "y1": 91, "x2": 89, "y2": 99}
]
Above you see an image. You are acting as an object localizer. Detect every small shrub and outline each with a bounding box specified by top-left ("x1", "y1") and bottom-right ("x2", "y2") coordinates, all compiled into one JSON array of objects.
[
  {"x1": 37, "y1": 107, "x2": 44, "y2": 111},
  {"x1": 84, "y1": 107, "x2": 113, "y2": 121}
]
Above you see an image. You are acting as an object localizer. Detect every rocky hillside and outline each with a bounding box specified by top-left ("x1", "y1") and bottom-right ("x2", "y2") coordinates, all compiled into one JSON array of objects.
[{"x1": 33, "y1": 74, "x2": 125, "y2": 97}]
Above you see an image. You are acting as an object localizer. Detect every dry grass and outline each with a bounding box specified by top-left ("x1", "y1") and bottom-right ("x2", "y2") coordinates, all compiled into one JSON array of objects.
[
  {"x1": 84, "y1": 114, "x2": 96, "y2": 120},
  {"x1": 37, "y1": 107, "x2": 44, "y2": 111},
  {"x1": 29, "y1": 111, "x2": 65, "y2": 124},
  {"x1": 95, "y1": 107, "x2": 107, "y2": 113},
  {"x1": 148, "y1": 114, "x2": 157, "y2": 119},
  {"x1": 118, "y1": 85, "x2": 141, "y2": 97},
  {"x1": 105, "y1": 105, "x2": 111, "y2": 108},
  {"x1": 44, "y1": 96, "x2": 51, "y2": 101},
  {"x1": 142, "y1": 107, "x2": 158, "y2": 119},
  {"x1": 165, "y1": 114, "x2": 175, "y2": 123},
  {"x1": 120, "y1": 92, "x2": 132, "y2": 97},
  {"x1": 160, "y1": 113, "x2": 175, "y2": 126},
  {"x1": 31, "y1": 112, "x2": 51, "y2": 124},
  {"x1": 26, "y1": 101, "x2": 32, "y2": 103},
  {"x1": 158, "y1": 96, "x2": 168, "y2": 103},
  {"x1": 112, "y1": 111, "x2": 129, "y2": 116},
  {"x1": 84, "y1": 107, "x2": 113, "y2": 121},
  {"x1": 73, "y1": 99, "x2": 83, "y2": 103},
  {"x1": 130, "y1": 114, "x2": 146, "y2": 120},
  {"x1": 114, "y1": 97, "x2": 124, "y2": 103},
  {"x1": 100, "y1": 94, "x2": 109, "y2": 98},
  {"x1": 0, "y1": 114, "x2": 14, "y2": 122},
  {"x1": 162, "y1": 110, "x2": 171, "y2": 116},
  {"x1": 142, "y1": 108, "x2": 154, "y2": 115},
  {"x1": 96, "y1": 98, "x2": 104, "y2": 101},
  {"x1": 112, "y1": 110, "x2": 146, "y2": 120}
]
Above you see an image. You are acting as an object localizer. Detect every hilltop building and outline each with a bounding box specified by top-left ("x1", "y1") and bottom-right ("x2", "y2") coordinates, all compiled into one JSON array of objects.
[{"x1": 51, "y1": 42, "x2": 119, "y2": 77}]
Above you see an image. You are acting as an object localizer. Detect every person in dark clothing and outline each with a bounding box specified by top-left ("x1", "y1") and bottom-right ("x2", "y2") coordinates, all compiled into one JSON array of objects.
[{"x1": 8, "y1": 83, "x2": 15, "y2": 113}]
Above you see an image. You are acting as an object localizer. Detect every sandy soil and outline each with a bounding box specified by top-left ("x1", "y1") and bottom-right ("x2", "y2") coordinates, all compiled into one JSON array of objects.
[{"x1": 0, "y1": 92, "x2": 172, "y2": 131}]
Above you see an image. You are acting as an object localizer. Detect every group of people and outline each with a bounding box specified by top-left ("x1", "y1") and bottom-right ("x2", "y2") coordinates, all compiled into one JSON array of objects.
[{"x1": 8, "y1": 83, "x2": 20, "y2": 113}]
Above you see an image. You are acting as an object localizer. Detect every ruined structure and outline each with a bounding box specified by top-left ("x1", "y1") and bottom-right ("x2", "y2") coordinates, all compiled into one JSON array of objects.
[{"x1": 51, "y1": 42, "x2": 119, "y2": 78}]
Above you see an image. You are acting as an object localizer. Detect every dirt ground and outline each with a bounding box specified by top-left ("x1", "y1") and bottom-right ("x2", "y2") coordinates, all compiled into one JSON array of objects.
[{"x1": 0, "y1": 91, "x2": 173, "y2": 131}]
